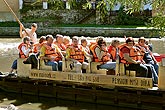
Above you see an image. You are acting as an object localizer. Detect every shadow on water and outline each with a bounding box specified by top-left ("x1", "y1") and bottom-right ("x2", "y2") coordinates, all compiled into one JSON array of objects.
[{"x1": 0, "y1": 90, "x2": 136, "y2": 110}]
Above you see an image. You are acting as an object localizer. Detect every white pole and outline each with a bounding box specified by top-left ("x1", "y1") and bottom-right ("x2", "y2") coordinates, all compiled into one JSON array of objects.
[
  {"x1": 19, "y1": 0, "x2": 23, "y2": 9},
  {"x1": 43, "y1": 1, "x2": 48, "y2": 9}
]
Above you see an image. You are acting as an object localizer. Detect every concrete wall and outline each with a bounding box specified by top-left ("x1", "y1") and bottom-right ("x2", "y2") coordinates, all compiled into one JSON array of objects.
[
  {"x1": 0, "y1": 27, "x2": 159, "y2": 37},
  {"x1": 0, "y1": 0, "x2": 19, "y2": 21}
]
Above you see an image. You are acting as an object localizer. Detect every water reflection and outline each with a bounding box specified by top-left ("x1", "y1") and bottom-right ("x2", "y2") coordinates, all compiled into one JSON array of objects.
[{"x1": 0, "y1": 91, "x2": 133, "y2": 110}]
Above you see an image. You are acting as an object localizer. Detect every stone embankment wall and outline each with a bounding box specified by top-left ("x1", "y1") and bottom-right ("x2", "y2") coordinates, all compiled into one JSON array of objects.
[{"x1": 0, "y1": 27, "x2": 159, "y2": 37}]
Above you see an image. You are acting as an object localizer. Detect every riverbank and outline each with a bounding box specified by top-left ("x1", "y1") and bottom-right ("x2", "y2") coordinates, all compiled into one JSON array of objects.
[{"x1": 0, "y1": 27, "x2": 159, "y2": 37}]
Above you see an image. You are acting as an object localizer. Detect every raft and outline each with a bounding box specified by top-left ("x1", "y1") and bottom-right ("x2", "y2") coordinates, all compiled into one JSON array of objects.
[{"x1": 0, "y1": 58, "x2": 164, "y2": 110}]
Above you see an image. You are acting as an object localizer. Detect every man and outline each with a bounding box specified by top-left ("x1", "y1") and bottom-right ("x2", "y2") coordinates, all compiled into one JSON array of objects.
[
  {"x1": 137, "y1": 37, "x2": 159, "y2": 74},
  {"x1": 20, "y1": 23, "x2": 38, "y2": 43},
  {"x1": 91, "y1": 38, "x2": 116, "y2": 70},
  {"x1": 136, "y1": 37, "x2": 158, "y2": 84},
  {"x1": 119, "y1": 37, "x2": 148, "y2": 77},
  {"x1": 10, "y1": 37, "x2": 38, "y2": 74},
  {"x1": 54, "y1": 34, "x2": 66, "y2": 55},
  {"x1": 40, "y1": 35, "x2": 63, "y2": 71},
  {"x1": 66, "y1": 36, "x2": 92, "y2": 73},
  {"x1": 108, "y1": 39, "x2": 120, "y2": 62}
]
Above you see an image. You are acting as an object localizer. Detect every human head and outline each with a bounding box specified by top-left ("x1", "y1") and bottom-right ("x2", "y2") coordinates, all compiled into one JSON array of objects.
[
  {"x1": 39, "y1": 36, "x2": 46, "y2": 44},
  {"x1": 126, "y1": 37, "x2": 134, "y2": 47},
  {"x1": 31, "y1": 23, "x2": 37, "y2": 32},
  {"x1": 23, "y1": 36, "x2": 30, "y2": 44},
  {"x1": 111, "y1": 39, "x2": 120, "y2": 47},
  {"x1": 96, "y1": 36, "x2": 104, "y2": 43},
  {"x1": 63, "y1": 36, "x2": 70, "y2": 45},
  {"x1": 46, "y1": 35, "x2": 54, "y2": 45},
  {"x1": 72, "y1": 36, "x2": 79, "y2": 46},
  {"x1": 138, "y1": 37, "x2": 146, "y2": 46},
  {"x1": 56, "y1": 34, "x2": 63, "y2": 44},
  {"x1": 81, "y1": 37, "x2": 88, "y2": 47},
  {"x1": 97, "y1": 38, "x2": 106, "y2": 47}
]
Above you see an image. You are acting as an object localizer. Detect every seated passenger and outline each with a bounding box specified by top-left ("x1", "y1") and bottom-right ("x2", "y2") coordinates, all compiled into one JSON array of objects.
[
  {"x1": 66, "y1": 36, "x2": 92, "y2": 73},
  {"x1": 33, "y1": 36, "x2": 46, "y2": 57},
  {"x1": 81, "y1": 37, "x2": 91, "y2": 62},
  {"x1": 145, "y1": 39, "x2": 153, "y2": 52},
  {"x1": 40, "y1": 35, "x2": 63, "y2": 71},
  {"x1": 119, "y1": 37, "x2": 148, "y2": 77},
  {"x1": 108, "y1": 39, "x2": 120, "y2": 62},
  {"x1": 63, "y1": 35, "x2": 71, "y2": 48},
  {"x1": 137, "y1": 37, "x2": 159, "y2": 75},
  {"x1": 136, "y1": 37, "x2": 158, "y2": 84},
  {"x1": 10, "y1": 37, "x2": 38, "y2": 74},
  {"x1": 89, "y1": 37, "x2": 104, "y2": 51},
  {"x1": 90, "y1": 38, "x2": 116, "y2": 70},
  {"x1": 54, "y1": 34, "x2": 66, "y2": 55}
]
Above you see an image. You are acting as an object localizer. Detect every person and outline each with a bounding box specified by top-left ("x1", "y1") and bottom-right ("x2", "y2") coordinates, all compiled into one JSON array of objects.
[
  {"x1": 40, "y1": 35, "x2": 63, "y2": 71},
  {"x1": 63, "y1": 35, "x2": 71, "y2": 48},
  {"x1": 81, "y1": 37, "x2": 90, "y2": 54},
  {"x1": 137, "y1": 37, "x2": 159, "y2": 73},
  {"x1": 136, "y1": 37, "x2": 158, "y2": 84},
  {"x1": 81, "y1": 37, "x2": 91, "y2": 62},
  {"x1": 90, "y1": 38, "x2": 116, "y2": 70},
  {"x1": 54, "y1": 34, "x2": 66, "y2": 50},
  {"x1": 33, "y1": 36, "x2": 46, "y2": 57},
  {"x1": 66, "y1": 36, "x2": 92, "y2": 73},
  {"x1": 54, "y1": 34, "x2": 66, "y2": 55},
  {"x1": 119, "y1": 37, "x2": 148, "y2": 77},
  {"x1": 20, "y1": 23, "x2": 38, "y2": 43},
  {"x1": 145, "y1": 39, "x2": 153, "y2": 52},
  {"x1": 10, "y1": 37, "x2": 38, "y2": 74},
  {"x1": 108, "y1": 39, "x2": 120, "y2": 62}
]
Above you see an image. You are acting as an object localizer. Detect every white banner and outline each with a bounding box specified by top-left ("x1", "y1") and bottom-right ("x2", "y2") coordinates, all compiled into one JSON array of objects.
[{"x1": 30, "y1": 70, "x2": 152, "y2": 88}]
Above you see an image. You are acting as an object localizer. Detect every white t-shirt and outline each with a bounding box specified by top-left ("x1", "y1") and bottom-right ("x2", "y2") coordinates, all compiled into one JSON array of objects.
[{"x1": 22, "y1": 28, "x2": 37, "y2": 43}]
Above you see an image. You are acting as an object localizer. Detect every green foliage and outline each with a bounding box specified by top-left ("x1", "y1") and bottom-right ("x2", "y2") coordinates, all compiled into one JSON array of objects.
[
  {"x1": 82, "y1": 2, "x2": 92, "y2": 10},
  {"x1": 48, "y1": 0, "x2": 64, "y2": 10},
  {"x1": 148, "y1": 15, "x2": 165, "y2": 37},
  {"x1": 96, "y1": 1, "x2": 108, "y2": 23},
  {"x1": 116, "y1": 6, "x2": 150, "y2": 25},
  {"x1": 0, "y1": 22, "x2": 19, "y2": 27},
  {"x1": 67, "y1": 0, "x2": 87, "y2": 9}
]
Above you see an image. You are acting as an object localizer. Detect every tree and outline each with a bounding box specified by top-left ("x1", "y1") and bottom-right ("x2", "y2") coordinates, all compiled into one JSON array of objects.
[
  {"x1": 83, "y1": 0, "x2": 165, "y2": 37},
  {"x1": 31, "y1": 0, "x2": 165, "y2": 37}
]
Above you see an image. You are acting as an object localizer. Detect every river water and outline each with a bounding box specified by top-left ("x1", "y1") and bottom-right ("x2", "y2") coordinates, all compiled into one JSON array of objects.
[
  {"x1": 0, "y1": 91, "x2": 134, "y2": 110},
  {"x1": 0, "y1": 38, "x2": 133, "y2": 110}
]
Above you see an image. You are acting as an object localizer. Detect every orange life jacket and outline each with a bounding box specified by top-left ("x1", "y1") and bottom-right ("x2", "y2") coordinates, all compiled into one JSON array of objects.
[
  {"x1": 108, "y1": 45, "x2": 117, "y2": 61},
  {"x1": 91, "y1": 44, "x2": 110, "y2": 63},
  {"x1": 44, "y1": 44, "x2": 62, "y2": 62},
  {"x1": 54, "y1": 41, "x2": 66, "y2": 51},
  {"x1": 119, "y1": 45, "x2": 142, "y2": 64},
  {"x1": 18, "y1": 43, "x2": 31, "y2": 58},
  {"x1": 33, "y1": 43, "x2": 44, "y2": 53},
  {"x1": 89, "y1": 42, "x2": 97, "y2": 52},
  {"x1": 69, "y1": 45, "x2": 84, "y2": 63}
]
